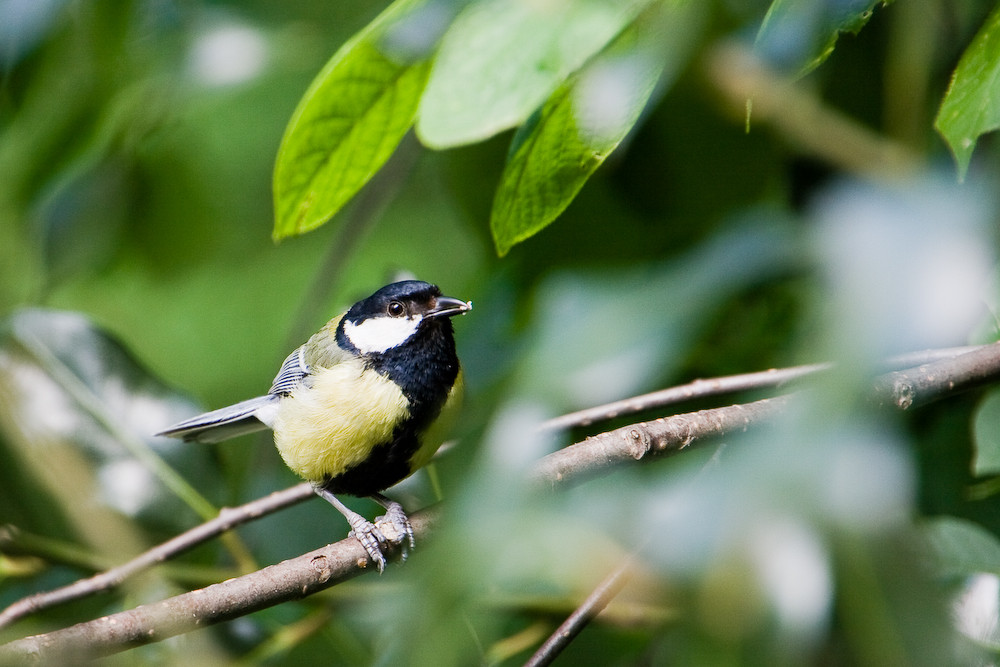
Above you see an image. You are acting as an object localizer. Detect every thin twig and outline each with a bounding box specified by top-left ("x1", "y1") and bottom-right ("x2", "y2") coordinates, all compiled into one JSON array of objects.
[
  {"x1": 871, "y1": 342, "x2": 1000, "y2": 410},
  {"x1": 541, "y1": 346, "x2": 982, "y2": 432},
  {"x1": 0, "y1": 483, "x2": 315, "y2": 629},
  {"x1": 526, "y1": 432, "x2": 737, "y2": 666},
  {"x1": 524, "y1": 557, "x2": 635, "y2": 667},
  {"x1": 531, "y1": 396, "x2": 791, "y2": 490},
  {"x1": 540, "y1": 366, "x2": 823, "y2": 432}
]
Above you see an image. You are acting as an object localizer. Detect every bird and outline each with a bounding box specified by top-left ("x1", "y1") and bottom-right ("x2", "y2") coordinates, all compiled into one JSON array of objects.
[{"x1": 157, "y1": 280, "x2": 471, "y2": 571}]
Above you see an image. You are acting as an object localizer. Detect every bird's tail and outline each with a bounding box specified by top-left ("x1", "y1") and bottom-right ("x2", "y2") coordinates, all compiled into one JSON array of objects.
[{"x1": 157, "y1": 395, "x2": 277, "y2": 443}]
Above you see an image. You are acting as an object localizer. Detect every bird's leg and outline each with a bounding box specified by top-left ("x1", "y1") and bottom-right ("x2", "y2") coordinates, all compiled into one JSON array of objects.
[
  {"x1": 313, "y1": 486, "x2": 388, "y2": 572},
  {"x1": 370, "y1": 493, "x2": 415, "y2": 560}
]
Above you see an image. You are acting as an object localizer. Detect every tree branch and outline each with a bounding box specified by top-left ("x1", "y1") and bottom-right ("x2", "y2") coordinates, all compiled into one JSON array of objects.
[
  {"x1": 540, "y1": 346, "x2": 981, "y2": 432},
  {"x1": 531, "y1": 396, "x2": 790, "y2": 490},
  {"x1": 0, "y1": 511, "x2": 433, "y2": 662},
  {"x1": 871, "y1": 342, "x2": 1000, "y2": 410},
  {"x1": 705, "y1": 42, "x2": 920, "y2": 180},
  {"x1": 0, "y1": 483, "x2": 315, "y2": 629},
  {"x1": 3, "y1": 343, "x2": 1000, "y2": 661},
  {"x1": 524, "y1": 556, "x2": 635, "y2": 667}
]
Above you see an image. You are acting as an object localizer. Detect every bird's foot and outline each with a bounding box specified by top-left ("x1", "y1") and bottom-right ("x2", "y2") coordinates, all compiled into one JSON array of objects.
[
  {"x1": 345, "y1": 514, "x2": 389, "y2": 573},
  {"x1": 374, "y1": 500, "x2": 415, "y2": 562},
  {"x1": 314, "y1": 486, "x2": 396, "y2": 572}
]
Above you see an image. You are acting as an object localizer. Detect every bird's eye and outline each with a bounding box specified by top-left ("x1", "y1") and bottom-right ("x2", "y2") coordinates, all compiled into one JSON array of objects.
[{"x1": 387, "y1": 301, "x2": 406, "y2": 317}]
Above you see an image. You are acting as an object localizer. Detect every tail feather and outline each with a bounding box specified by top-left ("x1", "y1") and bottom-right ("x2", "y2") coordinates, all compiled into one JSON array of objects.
[{"x1": 157, "y1": 395, "x2": 277, "y2": 443}]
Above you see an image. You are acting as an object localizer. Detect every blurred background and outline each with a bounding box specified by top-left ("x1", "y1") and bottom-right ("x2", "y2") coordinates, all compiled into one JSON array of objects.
[{"x1": 2, "y1": 0, "x2": 1000, "y2": 665}]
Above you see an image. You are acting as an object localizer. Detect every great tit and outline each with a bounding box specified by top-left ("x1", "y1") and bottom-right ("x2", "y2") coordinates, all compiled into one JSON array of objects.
[{"x1": 158, "y1": 280, "x2": 471, "y2": 571}]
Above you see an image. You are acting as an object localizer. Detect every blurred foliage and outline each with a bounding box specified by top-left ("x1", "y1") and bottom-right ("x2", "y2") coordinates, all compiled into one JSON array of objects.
[{"x1": 3, "y1": 0, "x2": 1000, "y2": 665}]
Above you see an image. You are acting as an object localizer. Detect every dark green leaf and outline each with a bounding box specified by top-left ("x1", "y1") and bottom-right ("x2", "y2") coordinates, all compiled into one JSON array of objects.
[
  {"x1": 416, "y1": 0, "x2": 648, "y2": 149},
  {"x1": 490, "y1": 2, "x2": 702, "y2": 256},
  {"x1": 755, "y1": 0, "x2": 888, "y2": 75},
  {"x1": 935, "y1": 4, "x2": 1000, "y2": 181},
  {"x1": 273, "y1": 0, "x2": 433, "y2": 240}
]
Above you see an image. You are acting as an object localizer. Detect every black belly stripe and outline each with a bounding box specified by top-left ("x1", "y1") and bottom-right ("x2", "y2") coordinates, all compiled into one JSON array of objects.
[
  {"x1": 323, "y1": 320, "x2": 459, "y2": 496},
  {"x1": 321, "y1": 427, "x2": 420, "y2": 496},
  {"x1": 322, "y1": 389, "x2": 451, "y2": 495}
]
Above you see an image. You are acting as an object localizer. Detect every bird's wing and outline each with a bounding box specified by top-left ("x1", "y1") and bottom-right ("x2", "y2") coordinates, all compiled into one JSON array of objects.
[
  {"x1": 268, "y1": 345, "x2": 310, "y2": 396},
  {"x1": 158, "y1": 337, "x2": 328, "y2": 443},
  {"x1": 157, "y1": 344, "x2": 307, "y2": 443},
  {"x1": 157, "y1": 395, "x2": 276, "y2": 442},
  {"x1": 270, "y1": 315, "x2": 355, "y2": 396}
]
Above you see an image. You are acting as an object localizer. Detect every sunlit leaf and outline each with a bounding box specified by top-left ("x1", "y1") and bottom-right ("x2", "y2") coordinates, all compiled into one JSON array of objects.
[
  {"x1": 416, "y1": 0, "x2": 648, "y2": 149},
  {"x1": 755, "y1": 0, "x2": 888, "y2": 75},
  {"x1": 490, "y1": 2, "x2": 702, "y2": 256},
  {"x1": 272, "y1": 0, "x2": 434, "y2": 240},
  {"x1": 935, "y1": 4, "x2": 1000, "y2": 181}
]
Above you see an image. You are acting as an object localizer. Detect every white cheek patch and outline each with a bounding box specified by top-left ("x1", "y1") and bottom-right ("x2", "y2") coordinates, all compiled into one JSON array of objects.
[{"x1": 344, "y1": 316, "x2": 422, "y2": 354}]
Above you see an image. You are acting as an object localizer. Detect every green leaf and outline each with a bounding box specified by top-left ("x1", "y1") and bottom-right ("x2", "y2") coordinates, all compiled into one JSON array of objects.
[
  {"x1": 935, "y1": 4, "x2": 1000, "y2": 181},
  {"x1": 272, "y1": 0, "x2": 433, "y2": 240},
  {"x1": 973, "y1": 389, "x2": 1000, "y2": 476},
  {"x1": 924, "y1": 516, "x2": 1000, "y2": 577},
  {"x1": 416, "y1": 0, "x2": 648, "y2": 149},
  {"x1": 755, "y1": 0, "x2": 888, "y2": 75},
  {"x1": 489, "y1": 2, "x2": 701, "y2": 256}
]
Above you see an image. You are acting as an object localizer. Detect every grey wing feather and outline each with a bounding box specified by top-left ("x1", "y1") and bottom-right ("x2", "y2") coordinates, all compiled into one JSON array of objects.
[
  {"x1": 157, "y1": 395, "x2": 276, "y2": 443},
  {"x1": 158, "y1": 345, "x2": 311, "y2": 443},
  {"x1": 268, "y1": 345, "x2": 311, "y2": 395}
]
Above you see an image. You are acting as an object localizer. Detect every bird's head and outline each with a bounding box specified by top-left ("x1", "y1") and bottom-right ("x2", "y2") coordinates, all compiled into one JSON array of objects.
[{"x1": 339, "y1": 280, "x2": 472, "y2": 355}]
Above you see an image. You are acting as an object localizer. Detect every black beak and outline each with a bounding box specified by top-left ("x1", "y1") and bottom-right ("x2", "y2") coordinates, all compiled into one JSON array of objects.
[{"x1": 428, "y1": 295, "x2": 472, "y2": 318}]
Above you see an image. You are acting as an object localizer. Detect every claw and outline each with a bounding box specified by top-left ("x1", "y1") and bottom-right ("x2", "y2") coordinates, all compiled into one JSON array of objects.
[
  {"x1": 313, "y1": 486, "x2": 396, "y2": 572},
  {"x1": 346, "y1": 514, "x2": 388, "y2": 572},
  {"x1": 374, "y1": 502, "x2": 415, "y2": 561}
]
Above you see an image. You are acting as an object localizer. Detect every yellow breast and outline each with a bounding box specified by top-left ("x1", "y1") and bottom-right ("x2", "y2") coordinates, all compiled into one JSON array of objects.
[{"x1": 271, "y1": 361, "x2": 409, "y2": 482}]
